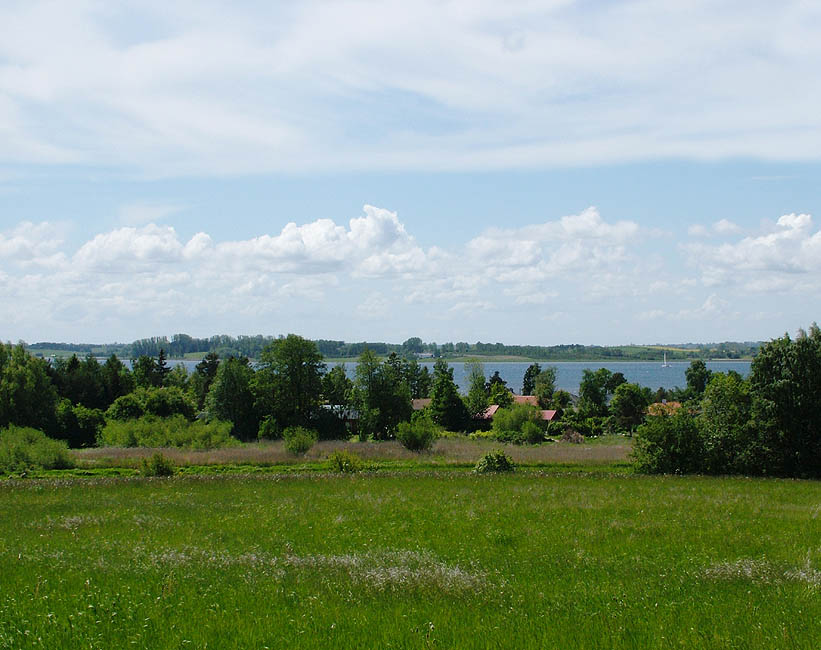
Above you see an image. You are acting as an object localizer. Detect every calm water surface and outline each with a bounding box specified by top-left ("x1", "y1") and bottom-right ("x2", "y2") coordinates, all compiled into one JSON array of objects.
[{"x1": 158, "y1": 359, "x2": 750, "y2": 393}]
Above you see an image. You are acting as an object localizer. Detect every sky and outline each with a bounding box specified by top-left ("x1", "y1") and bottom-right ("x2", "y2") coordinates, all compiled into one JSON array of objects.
[{"x1": 1, "y1": 0, "x2": 820, "y2": 346}]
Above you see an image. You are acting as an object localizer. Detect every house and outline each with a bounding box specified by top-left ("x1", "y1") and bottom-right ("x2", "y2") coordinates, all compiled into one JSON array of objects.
[
  {"x1": 512, "y1": 394, "x2": 539, "y2": 407},
  {"x1": 412, "y1": 398, "x2": 432, "y2": 410}
]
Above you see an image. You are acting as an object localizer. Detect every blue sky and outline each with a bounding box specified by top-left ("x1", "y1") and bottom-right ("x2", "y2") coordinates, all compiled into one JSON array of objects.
[{"x1": 1, "y1": 1, "x2": 820, "y2": 345}]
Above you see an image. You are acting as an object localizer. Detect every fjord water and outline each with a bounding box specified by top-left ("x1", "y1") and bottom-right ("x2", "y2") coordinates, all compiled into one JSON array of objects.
[{"x1": 164, "y1": 359, "x2": 750, "y2": 393}]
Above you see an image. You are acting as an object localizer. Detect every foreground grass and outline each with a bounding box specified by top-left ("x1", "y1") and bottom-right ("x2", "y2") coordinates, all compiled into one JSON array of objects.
[{"x1": 1, "y1": 472, "x2": 818, "y2": 649}]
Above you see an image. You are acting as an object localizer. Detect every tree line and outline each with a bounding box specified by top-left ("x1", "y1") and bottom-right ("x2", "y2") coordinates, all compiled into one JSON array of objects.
[
  {"x1": 27, "y1": 334, "x2": 760, "y2": 362},
  {"x1": 3, "y1": 325, "x2": 818, "y2": 478}
]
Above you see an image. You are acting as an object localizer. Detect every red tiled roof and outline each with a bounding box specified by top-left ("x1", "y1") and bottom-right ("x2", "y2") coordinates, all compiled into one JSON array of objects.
[
  {"x1": 541, "y1": 409, "x2": 558, "y2": 421},
  {"x1": 412, "y1": 398, "x2": 432, "y2": 410}
]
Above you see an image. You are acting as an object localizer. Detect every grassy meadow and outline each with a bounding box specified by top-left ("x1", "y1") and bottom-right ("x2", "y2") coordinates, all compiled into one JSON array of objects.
[{"x1": 1, "y1": 469, "x2": 819, "y2": 649}]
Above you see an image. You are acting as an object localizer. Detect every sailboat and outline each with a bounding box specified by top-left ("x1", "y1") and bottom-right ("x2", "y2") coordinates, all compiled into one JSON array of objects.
[{"x1": 661, "y1": 351, "x2": 672, "y2": 368}]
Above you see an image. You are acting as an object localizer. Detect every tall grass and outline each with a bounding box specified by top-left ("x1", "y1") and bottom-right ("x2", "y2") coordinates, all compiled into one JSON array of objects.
[
  {"x1": 74, "y1": 436, "x2": 632, "y2": 469},
  {"x1": 0, "y1": 473, "x2": 818, "y2": 648}
]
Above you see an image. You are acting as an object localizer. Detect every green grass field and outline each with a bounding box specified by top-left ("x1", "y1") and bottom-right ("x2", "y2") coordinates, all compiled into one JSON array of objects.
[{"x1": 1, "y1": 470, "x2": 818, "y2": 649}]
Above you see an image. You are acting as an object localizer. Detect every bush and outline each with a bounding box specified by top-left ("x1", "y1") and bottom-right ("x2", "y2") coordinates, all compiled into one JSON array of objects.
[
  {"x1": 474, "y1": 449, "x2": 515, "y2": 473},
  {"x1": 561, "y1": 429, "x2": 585, "y2": 444},
  {"x1": 491, "y1": 404, "x2": 544, "y2": 444},
  {"x1": 396, "y1": 416, "x2": 438, "y2": 452},
  {"x1": 0, "y1": 426, "x2": 74, "y2": 474},
  {"x1": 326, "y1": 450, "x2": 364, "y2": 473},
  {"x1": 98, "y1": 415, "x2": 237, "y2": 449},
  {"x1": 106, "y1": 393, "x2": 144, "y2": 420},
  {"x1": 140, "y1": 452, "x2": 175, "y2": 477},
  {"x1": 282, "y1": 426, "x2": 318, "y2": 455},
  {"x1": 633, "y1": 411, "x2": 704, "y2": 474}
]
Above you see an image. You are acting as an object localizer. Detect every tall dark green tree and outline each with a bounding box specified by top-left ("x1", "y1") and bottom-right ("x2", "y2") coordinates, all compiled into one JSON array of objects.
[
  {"x1": 190, "y1": 352, "x2": 220, "y2": 410},
  {"x1": 252, "y1": 334, "x2": 325, "y2": 431},
  {"x1": 578, "y1": 368, "x2": 614, "y2": 417},
  {"x1": 534, "y1": 367, "x2": 557, "y2": 408},
  {"x1": 101, "y1": 354, "x2": 134, "y2": 407},
  {"x1": 205, "y1": 356, "x2": 258, "y2": 440},
  {"x1": 465, "y1": 360, "x2": 488, "y2": 419},
  {"x1": 748, "y1": 325, "x2": 821, "y2": 477},
  {"x1": 429, "y1": 359, "x2": 469, "y2": 432},
  {"x1": 609, "y1": 382, "x2": 649, "y2": 432},
  {"x1": 699, "y1": 371, "x2": 752, "y2": 474},
  {"x1": 350, "y1": 349, "x2": 411, "y2": 439},
  {"x1": 521, "y1": 363, "x2": 541, "y2": 396},
  {"x1": 0, "y1": 343, "x2": 58, "y2": 434},
  {"x1": 685, "y1": 360, "x2": 712, "y2": 397}
]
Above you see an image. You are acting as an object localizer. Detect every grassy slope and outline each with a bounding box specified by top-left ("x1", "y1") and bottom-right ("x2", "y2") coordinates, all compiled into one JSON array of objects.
[{"x1": 1, "y1": 472, "x2": 818, "y2": 649}]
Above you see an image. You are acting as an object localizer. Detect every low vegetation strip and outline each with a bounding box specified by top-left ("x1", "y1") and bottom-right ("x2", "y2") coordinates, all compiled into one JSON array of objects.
[{"x1": 1, "y1": 473, "x2": 818, "y2": 648}]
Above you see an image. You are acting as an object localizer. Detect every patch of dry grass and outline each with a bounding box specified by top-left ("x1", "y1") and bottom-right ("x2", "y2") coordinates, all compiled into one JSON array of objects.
[{"x1": 73, "y1": 437, "x2": 631, "y2": 468}]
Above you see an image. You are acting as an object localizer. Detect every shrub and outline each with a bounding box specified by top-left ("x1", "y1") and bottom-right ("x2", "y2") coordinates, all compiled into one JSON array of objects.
[
  {"x1": 396, "y1": 416, "x2": 438, "y2": 452},
  {"x1": 326, "y1": 450, "x2": 364, "y2": 473},
  {"x1": 140, "y1": 452, "x2": 175, "y2": 477},
  {"x1": 491, "y1": 404, "x2": 544, "y2": 444},
  {"x1": 282, "y1": 426, "x2": 318, "y2": 455},
  {"x1": 521, "y1": 420, "x2": 544, "y2": 445},
  {"x1": 561, "y1": 429, "x2": 585, "y2": 444},
  {"x1": 106, "y1": 393, "x2": 144, "y2": 420},
  {"x1": 474, "y1": 449, "x2": 515, "y2": 473},
  {"x1": 0, "y1": 426, "x2": 74, "y2": 474},
  {"x1": 633, "y1": 411, "x2": 704, "y2": 474},
  {"x1": 98, "y1": 415, "x2": 237, "y2": 449}
]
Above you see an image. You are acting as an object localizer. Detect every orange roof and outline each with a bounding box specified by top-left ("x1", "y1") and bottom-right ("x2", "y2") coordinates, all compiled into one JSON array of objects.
[{"x1": 541, "y1": 409, "x2": 558, "y2": 421}]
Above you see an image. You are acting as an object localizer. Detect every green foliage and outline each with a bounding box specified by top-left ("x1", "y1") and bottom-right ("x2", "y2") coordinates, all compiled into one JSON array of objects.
[
  {"x1": 257, "y1": 416, "x2": 279, "y2": 440},
  {"x1": 429, "y1": 359, "x2": 469, "y2": 432},
  {"x1": 685, "y1": 360, "x2": 712, "y2": 396},
  {"x1": 633, "y1": 410, "x2": 704, "y2": 474},
  {"x1": 205, "y1": 356, "x2": 258, "y2": 440},
  {"x1": 282, "y1": 426, "x2": 318, "y2": 455},
  {"x1": 699, "y1": 372, "x2": 752, "y2": 474},
  {"x1": 488, "y1": 382, "x2": 513, "y2": 408},
  {"x1": 521, "y1": 363, "x2": 541, "y2": 396},
  {"x1": 325, "y1": 449, "x2": 364, "y2": 472},
  {"x1": 748, "y1": 325, "x2": 821, "y2": 477},
  {"x1": 55, "y1": 401, "x2": 105, "y2": 448},
  {"x1": 144, "y1": 386, "x2": 196, "y2": 419},
  {"x1": 396, "y1": 415, "x2": 439, "y2": 452},
  {"x1": 350, "y1": 349, "x2": 412, "y2": 440},
  {"x1": 609, "y1": 382, "x2": 650, "y2": 432},
  {"x1": 106, "y1": 387, "x2": 195, "y2": 422},
  {"x1": 0, "y1": 425, "x2": 74, "y2": 474},
  {"x1": 533, "y1": 367, "x2": 558, "y2": 408},
  {"x1": 464, "y1": 361, "x2": 489, "y2": 420},
  {"x1": 98, "y1": 415, "x2": 236, "y2": 449},
  {"x1": 0, "y1": 343, "x2": 58, "y2": 434},
  {"x1": 106, "y1": 392, "x2": 145, "y2": 420},
  {"x1": 139, "y1": 452, "x2": 176, "y2": 477},
  {"x1": 253, "y1": 334, "x2": 325, "y2": 431},
  {"x1": 578, "y1": 368, "x2": 615, "y2": 418},
  {"x1": 491, "y1": 403, "x2": 544, "y2": 444},
  {"x1": 474, "y1": 449, "x2": 515, "y2": 473}
]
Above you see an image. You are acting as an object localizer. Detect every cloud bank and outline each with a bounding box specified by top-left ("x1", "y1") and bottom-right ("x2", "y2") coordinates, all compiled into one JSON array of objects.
[{"x1": 3, "y1": 205, "x2": 820, "y2": 343}]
